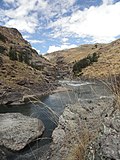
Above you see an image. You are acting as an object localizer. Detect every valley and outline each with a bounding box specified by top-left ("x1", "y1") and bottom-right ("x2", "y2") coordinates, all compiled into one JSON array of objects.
[{"x1": 0, "y1": 26, "x2": 120, "y2": 160}]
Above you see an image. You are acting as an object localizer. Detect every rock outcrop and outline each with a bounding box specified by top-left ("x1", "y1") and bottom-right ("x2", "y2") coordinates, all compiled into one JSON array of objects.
[
  {"x1": 0, "y1": 113, "x2": 44, "y2": 151},
  {"x1": 49, "y1": 97, "x2": 120, "y2": 160}
]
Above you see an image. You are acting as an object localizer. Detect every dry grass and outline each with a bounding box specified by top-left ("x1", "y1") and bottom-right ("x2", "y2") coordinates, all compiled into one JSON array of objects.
[
  {"x1": 65, "y1": 127, "x2": 98, "y2": 160},
  {"x1": 45, "y1": 43, "x2": 104, "y2": 64},
  {"x1": 82, "y1": 40, "x2": 120, "y2": 78},
  {"x1": 0, "y1": 55, "x2": 43, "y2": 88},
  {"x1": 45, "y1": 39, "x2": 120, "y2": 80}
]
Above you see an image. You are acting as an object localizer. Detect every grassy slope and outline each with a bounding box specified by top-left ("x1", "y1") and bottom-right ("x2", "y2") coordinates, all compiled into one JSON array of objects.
[
  {"x1": 45, "y1": 43, "x2": 105, "y2": 64},
  {"x1": 45, "y1": 39, "x2": 120, "y2": 79},
  {"x1": 82, "y1": 39, "x2": 120, "y2": 78}
]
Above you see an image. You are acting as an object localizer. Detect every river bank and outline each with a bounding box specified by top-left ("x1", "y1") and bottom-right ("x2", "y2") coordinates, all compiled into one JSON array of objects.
[
  {"x1": 0, "y1": 82, "x2": 79, "y2": 160},
  {"x1": 0, "y1": 80, "x2": 119, "y2": 160},
  {"x1": 49, "y1": 96, "x2": 120, "y2": 160},
  {"x1": 0, "y1": 80, "x2": 59, "y2": 105},
  {"x1": 48, "y1": 81, "x2": 120, "y2": 160}
]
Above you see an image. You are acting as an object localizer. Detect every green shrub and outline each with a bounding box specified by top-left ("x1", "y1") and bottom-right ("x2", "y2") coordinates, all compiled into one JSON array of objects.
[
  {"x1": 73, "y1": 52, "x2": 99, "y2": 75},
  {"x1": 18, "y1": 53, "x2": 24, "y2": 62},
  {"x1": 9, "y1": 47, "x2": 18, "y2": 61},
  {"x1": 0, "y1": 46, "x2": 6, "y2": 54},
  {"x1": 0, "y1": 33, "x2": 7, "y2": 42},
  {"x1": 24, "y1": 53, "x2": 30, "y2": 64}
]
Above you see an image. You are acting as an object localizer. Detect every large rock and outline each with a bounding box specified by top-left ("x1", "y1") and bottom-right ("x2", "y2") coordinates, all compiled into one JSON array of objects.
[{"x1": 0, "y1": 113, "x2": 45, "y2": 151}]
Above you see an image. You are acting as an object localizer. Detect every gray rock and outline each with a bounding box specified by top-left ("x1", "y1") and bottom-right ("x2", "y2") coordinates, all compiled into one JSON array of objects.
[
  {"x1": 85, "y1": 110, "x2": 120, "y2": 160},
  {"x1": 0, "y1": 113, "x2": 44, "y2": 151},
  {"x1": 49, "y1": 97, "x2": 120, "y2": 160}
]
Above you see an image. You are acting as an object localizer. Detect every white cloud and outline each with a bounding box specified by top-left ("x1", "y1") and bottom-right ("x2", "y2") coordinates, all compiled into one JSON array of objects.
[
  {"x1": 32, "y1": 47, "x2": 41, "y2": 54},
  {"x1": 23, "y1": 35, "x2": 30, "y2": 39},
  {"x1": 1, "y1": 0, "x2": 47, "y2": 33},
  {"x1": 1, "y1": 0, "x2": 120, "y2": 45},
  {"x1": 1, "y1": 0, "x2": 76, "y2": 33},
  {"x1": 62, "y1": 37, "x2": 69, "y2": 43},
  {"x1": 102, "y1": 0, "x2": 113, "y2": 5},
  {"x1": 3, "y1": 0, "x2": 15, "y2": 3},
  {"x1": 5, "y1": 14, "x2": 38, "y2": 33},
  {"x1": 28, "y1": 39, "x2": 44, "y2": 44},
  {"x1": 49, "y1": 1, "x2": 120, "y2": 43},
  {"x1": 47, "y1": 44, "x2": 77, "y2": 53}
]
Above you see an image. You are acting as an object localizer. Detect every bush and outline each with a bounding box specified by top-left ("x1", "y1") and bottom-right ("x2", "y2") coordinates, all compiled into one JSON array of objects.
[
  {"x1": 0, "y1": 33, "x2": 7, "y2": 42},
  {"x1": 0, "y1": 46, "x2": 6, "y2": 54},
  {"x1": 9, "y1": 47, "x2": 18, "y2": 61},
  {"x1": 73, "y1": 52, "x2": 99, "y2": 75},
  {"x1": 18, "y1": 53, "x2": 24, "y2": 62}
]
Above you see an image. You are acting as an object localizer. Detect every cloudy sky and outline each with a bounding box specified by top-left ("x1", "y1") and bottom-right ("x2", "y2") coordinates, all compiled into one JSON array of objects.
[{"x1": 0, "y1": 0, "x2": 120, "y2": 54}]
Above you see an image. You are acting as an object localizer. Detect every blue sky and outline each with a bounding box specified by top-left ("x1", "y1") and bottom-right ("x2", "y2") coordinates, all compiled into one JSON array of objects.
[{"x1": 0, "y1": 0, "x2": 120, "y2": 54}]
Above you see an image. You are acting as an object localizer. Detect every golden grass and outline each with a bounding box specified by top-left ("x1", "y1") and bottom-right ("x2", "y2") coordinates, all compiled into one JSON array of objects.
[{"x1": 65, "y1": 127, "x2": 98, "y2": 160}]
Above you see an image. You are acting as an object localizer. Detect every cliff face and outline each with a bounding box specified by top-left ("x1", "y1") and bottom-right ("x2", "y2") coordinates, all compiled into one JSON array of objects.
[{"x1": 0, "y1": 26, "x2": 57, "y2": 105}]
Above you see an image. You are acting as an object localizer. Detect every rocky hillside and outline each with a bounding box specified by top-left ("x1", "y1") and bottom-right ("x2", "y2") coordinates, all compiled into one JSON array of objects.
[
  {"x1": 0, "y1": 26, "x2": 57, "y2": 105},
  {"x1": 45, "y1": 39, "x2": 120, "y2": 79}
]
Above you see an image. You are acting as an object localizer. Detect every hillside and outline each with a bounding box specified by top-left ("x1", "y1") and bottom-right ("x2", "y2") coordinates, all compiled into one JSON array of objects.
[
  {"x1": 0, "y1": 26, "x2": 56, "y2": 105},
  {"x1": 82, "y1": 39, "x2": 120, "y2": 78},
  {"x1": 45, "y1": 39, "x2": 120, "y2": 79},
  {"x1": 45, "y1": 43, "x2": 105, "y2": 64}
]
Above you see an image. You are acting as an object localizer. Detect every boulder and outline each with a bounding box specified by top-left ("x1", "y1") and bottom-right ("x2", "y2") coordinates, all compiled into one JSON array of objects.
[{"x1": 0, "y1": 113, "x2": 45, "y2": 151}]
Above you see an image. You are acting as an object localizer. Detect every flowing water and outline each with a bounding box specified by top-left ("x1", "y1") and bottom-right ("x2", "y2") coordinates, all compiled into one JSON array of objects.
[{"x1": 0, "y1": 80, "x2": 113, "y2": 160}]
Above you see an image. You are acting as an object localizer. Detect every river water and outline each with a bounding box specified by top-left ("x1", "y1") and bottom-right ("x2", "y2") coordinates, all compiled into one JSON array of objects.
[{"x1": 0, "y1": 80, "x2": 113, "y2": 160}]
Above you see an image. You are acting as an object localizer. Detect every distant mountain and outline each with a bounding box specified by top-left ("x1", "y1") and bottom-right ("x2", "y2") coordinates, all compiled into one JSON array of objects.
[
  {"x1": 0, "y1": 26, "x2": 56, "y2": 105},
  {"x1": 45, "y1": 39, "x2": 120, "y2": 79}
]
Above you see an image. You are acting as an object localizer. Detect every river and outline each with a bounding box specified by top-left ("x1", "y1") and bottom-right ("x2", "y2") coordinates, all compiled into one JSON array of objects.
[{"x1": 0, "y1": 80, "x2": 113, "y2": 160}]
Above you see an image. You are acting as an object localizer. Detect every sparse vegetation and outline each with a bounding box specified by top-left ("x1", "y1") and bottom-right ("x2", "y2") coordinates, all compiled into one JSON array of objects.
[
  {"x1": 0, "y1": 46, "x2": 6, "y2": 54},
  {"x1": 0, "y1": 33, "x2": 7, "y2": 42},
  {"x1": 8, "y1": 47, "x2": 31, "y2": 65},
  {"x1": 9, "y1": 46, "x2": 18, "y2": 61}
]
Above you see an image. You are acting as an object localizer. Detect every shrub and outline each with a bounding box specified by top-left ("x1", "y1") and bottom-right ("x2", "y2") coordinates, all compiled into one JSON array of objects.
[
  {"x1": 18, "y1": 53, "x2": 24, "y2": 62},
  {"x1": 24, "y1": 53, "x2": 30, "y2": 65},
  {"x1": 73, "y1": 52, "x2": 99, "y2": 75},
  {"x1": 9, "y1": 47, "x2": 18, "y2": 61},
  {"x1": 0, "y1": 46, "x2": 6, "y2": 54},
  {"x1": 0, "y1": 33, "x2": 7, "y2": 42}
]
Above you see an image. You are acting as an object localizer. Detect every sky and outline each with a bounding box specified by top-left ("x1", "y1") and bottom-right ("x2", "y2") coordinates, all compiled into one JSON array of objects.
[{"x1": 0, "y1": 0, "x2": 120, "y2": 54}]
